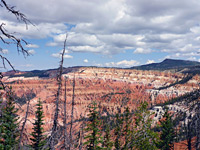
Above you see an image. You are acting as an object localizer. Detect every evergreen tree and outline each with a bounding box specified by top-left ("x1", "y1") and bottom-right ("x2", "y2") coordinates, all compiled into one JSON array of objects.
[
  {"x1": 158, "y1": 107, "x2": 175, "y2": 150},
  {"x1": 103, "y1": 119, "x2": 113, "y2": 150},
  {"x1": 0, "y1": 97, "x2": 3, "y2": 150},
  {"x1": 122, "y1": 107, "x2": 132, "y2": 150},
  {"x1": 133, "y1": 101, "x2": 159, "y2": 150},
  {"x1": 0, "y1": 89, "x2": 19, "y2": 150},
  {"x1": 114, "y1": 112, "x2": 123, "y2": 150},
  {"x1": 30, "y1": 99, "x2": 46, "y2": 150},
  {"x1": 84, "y1": 101, "x2": 103, "y2": 150}
]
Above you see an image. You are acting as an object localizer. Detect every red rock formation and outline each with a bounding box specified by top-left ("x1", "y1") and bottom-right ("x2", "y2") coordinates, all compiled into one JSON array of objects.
[{"x1": 2, "y1": 67, "x2": 200, "y2": 147}]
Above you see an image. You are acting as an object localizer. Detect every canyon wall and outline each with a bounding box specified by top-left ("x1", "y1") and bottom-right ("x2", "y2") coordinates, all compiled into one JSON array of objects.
[{"x1": 2, "y1": 67, "x2": 200, "y2": 148}]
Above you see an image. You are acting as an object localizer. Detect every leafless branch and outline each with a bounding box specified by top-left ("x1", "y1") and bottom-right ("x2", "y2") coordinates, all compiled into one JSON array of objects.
[
  {"x1": 0, "y1": 54, "x2": 15, "y2": 71},
  {"x1": 0, "y1": 23, "x2": 29, "y2": 57},
  {"x1": 0, "y1": 0, "x2": 34, "y2": 70},
  {"x1": 1, "y1": 0, "x2": 31, "y2": 27}
]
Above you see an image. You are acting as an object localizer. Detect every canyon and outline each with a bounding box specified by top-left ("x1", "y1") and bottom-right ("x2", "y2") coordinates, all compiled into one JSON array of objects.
[{"x1": 2, "y1": 66, "x2": 200, "y2": 149}]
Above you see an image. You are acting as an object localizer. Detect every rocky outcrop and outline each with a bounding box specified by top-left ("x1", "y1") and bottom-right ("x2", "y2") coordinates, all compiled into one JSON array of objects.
[{"x1": 2, "y1": 67, "x2": 200, "y2": 147}]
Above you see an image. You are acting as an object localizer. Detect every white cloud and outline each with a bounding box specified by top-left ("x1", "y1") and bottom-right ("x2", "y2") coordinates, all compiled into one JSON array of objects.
[
  {"x1": 0, "y1": 19, "x2": 67, "y2": 39},
  {"x1": 20, "y1": 64, "x2": 33, "y2": 67},
  {"x1": 26, "y1": 44, "x2": 39, "y2": 48},
  {"x1": 146, "y1": 60, "x2": 155, "y2": 64},
  {"x1": 165, "y1": 52, "x2": 200, "y2": 60},
  {"x1": 134, "y1": 48, "x2": 153, "y2": 54},
  {"x1": 68, "y1": 45, "x2": 104, "y2": 53},
  {"x1": 83, "y1": 59, "x2": 88, "y2": 63},
  {"x1": 2, "y1": 0, "x2": 200, "y2": 57},
  {"x1": 187, "y1": 56, "x2": 197, "y2": 61},
  {"x1": 0, "y1": 49, "x2": 9, "y2": 54},
  {"x1": 105, "y1": 60, "x2": 140, "y2": 67},
  {"x1": 151, "y1": 15, "x2": 174, "y2": 24},
  {"x1": 59, "y1": 49, "x2": 70, "y2": 54},
  {"x1": 46, "y1": 42, "x2": 58, "y2": 47},
  {"x1": 51, "y1": 53, "x2": 60, "y2": 58},
  {"x1": 28, "y1": 49, "x2": 35, "y2": 55},
  {"x1": 63, "y1": 55, "x2": 73, "y2": 59},
  {"x1": 51, "y1": 53, "x2": 73, "y2": 59}
]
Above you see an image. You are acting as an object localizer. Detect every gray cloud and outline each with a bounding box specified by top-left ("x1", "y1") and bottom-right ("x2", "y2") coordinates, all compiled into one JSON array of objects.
[{"x1": 2, "y1": 0, "x2": 200, "y2": 58}]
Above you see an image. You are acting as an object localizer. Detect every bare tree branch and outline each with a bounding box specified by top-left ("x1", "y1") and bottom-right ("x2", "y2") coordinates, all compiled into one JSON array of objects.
[
  {"x1": 0, "y1": 54, "x2": 15, "y2": 71},
  {"x1": 0, "y1": 0, "x2": 32, "y2": 27},
  {"x1": 0, "y1": 0, "x2": 34, "y2": 70},
  {"x1": 0, "y1": 23, "x2": 29, "y2": 57}
]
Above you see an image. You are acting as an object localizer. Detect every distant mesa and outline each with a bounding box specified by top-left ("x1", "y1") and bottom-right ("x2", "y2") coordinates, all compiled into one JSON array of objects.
[
  {"x1": 3, "y1": 59, "x2": 200, "y2": 78},
  {"x1": 130, "y1": 58, "x2": 200, "y2": 71}
]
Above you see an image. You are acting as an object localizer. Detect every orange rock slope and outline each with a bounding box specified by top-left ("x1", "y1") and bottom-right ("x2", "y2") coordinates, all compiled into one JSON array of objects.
[{"x1": 3, "y1": 67, "x2": 200, "y2": 148}]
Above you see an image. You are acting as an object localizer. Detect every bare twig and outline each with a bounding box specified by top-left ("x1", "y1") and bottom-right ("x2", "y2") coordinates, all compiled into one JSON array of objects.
[
  {"x1": 0, "y1": 23, "x2": 29, "y2": 57},
  {"x1": 0, "y1": 54, "x2": 15, "y2": 71},
  {"x1": 0, "y1": 0, "x2": 34, "y2": 70},
  {"x1": 1, "y1": 0, "x2": 31, "y2": 26}
]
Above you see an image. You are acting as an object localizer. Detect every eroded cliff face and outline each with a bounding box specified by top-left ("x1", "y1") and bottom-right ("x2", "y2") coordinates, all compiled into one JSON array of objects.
[{"x1": 2, "y1": 67, "x2": 200, "y2": 147}]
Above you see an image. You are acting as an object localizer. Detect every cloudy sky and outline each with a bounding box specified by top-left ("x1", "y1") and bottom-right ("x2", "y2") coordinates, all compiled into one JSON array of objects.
[{"x1": 1, "y1": 0, "x2": 200, "y2": 70}]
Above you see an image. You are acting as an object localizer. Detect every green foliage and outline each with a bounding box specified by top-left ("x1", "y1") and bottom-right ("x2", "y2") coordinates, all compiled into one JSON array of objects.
[
  {"x1": 84, "y1": 101, "x2": 103, "y2": 150},
  {"x1": 122, "y1": 107, "x2": 132, "y2": 150},
  {"x1": 158, "y1": 107, "x2": 175, "y2": 150},
  {"x1": 103, "y1": 121, "x2": 113, "y2": 150},
  {"x1": 114, "y1": 112, "x2": 123, "y2": 150},
  {"x1": 133, "y1": 101, "x2": 159, "y2": 150},
  {"x1": 0, "y1": 89, "x2": 19, "y2": 150},
  {"x1": 30, "y1": 99, "x2": 46, "y2": 150}
]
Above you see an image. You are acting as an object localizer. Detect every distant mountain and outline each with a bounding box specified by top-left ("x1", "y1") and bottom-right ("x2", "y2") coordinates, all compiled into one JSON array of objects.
[
  {"x1": 131, "y1": 59, "x2": 200, "y2": 71},
  {"x1": 3, "y1": 59, "x2": 200, "y2": 78},
  {"x1": 3, "y1": 66, "x2": 82, "y2": 78}
]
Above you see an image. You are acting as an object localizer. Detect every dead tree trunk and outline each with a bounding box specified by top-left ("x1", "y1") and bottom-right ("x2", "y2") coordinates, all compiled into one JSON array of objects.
[
  {"x1": 69, "y1": 75, "x2": 75, "y2": 150},
  {"x1": 63, "y1": 77, "x2": 68, "y2": 149},
  {"x1": 78, "y1": 114, "x2": 84, "y2": 150},
  {"x1": 18, "y1": 97, "x2": 31, "y2": 150},
  {"x1": 49, "y1": 34, "x2": 67, "y2": 149},
  {"x1": 195, "y1": 103, "x2": 200, "y2": 150}
]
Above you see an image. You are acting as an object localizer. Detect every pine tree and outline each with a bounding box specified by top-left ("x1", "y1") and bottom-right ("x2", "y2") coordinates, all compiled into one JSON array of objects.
[
  {"x1": 30, "y1": 99, "x2": 46, "y2": 150},
  {"x1": 0, "y1": 89, "x2": 19, "y2": 150},
  {"x1": 122, "y1": 107, "x2": 132, "y2": 150},
  {"x1": 114, "y1": 112, "x2": 123, "y2": 150},
  {"x1": 84, "y1": 101, "x2": 103, "y2": 150},
  {"x1": 0, "y1": 97, "x2": 3, "y2": 150},
  {"x1": 103, "y1": 118, "x2": 113, "y2": 150},
  {"x1": 158, "y1": 107, "x2": 175, "y2": 150},
  {"x1": 133, "y1": 101, "x2": 159, "y2": 150}
]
